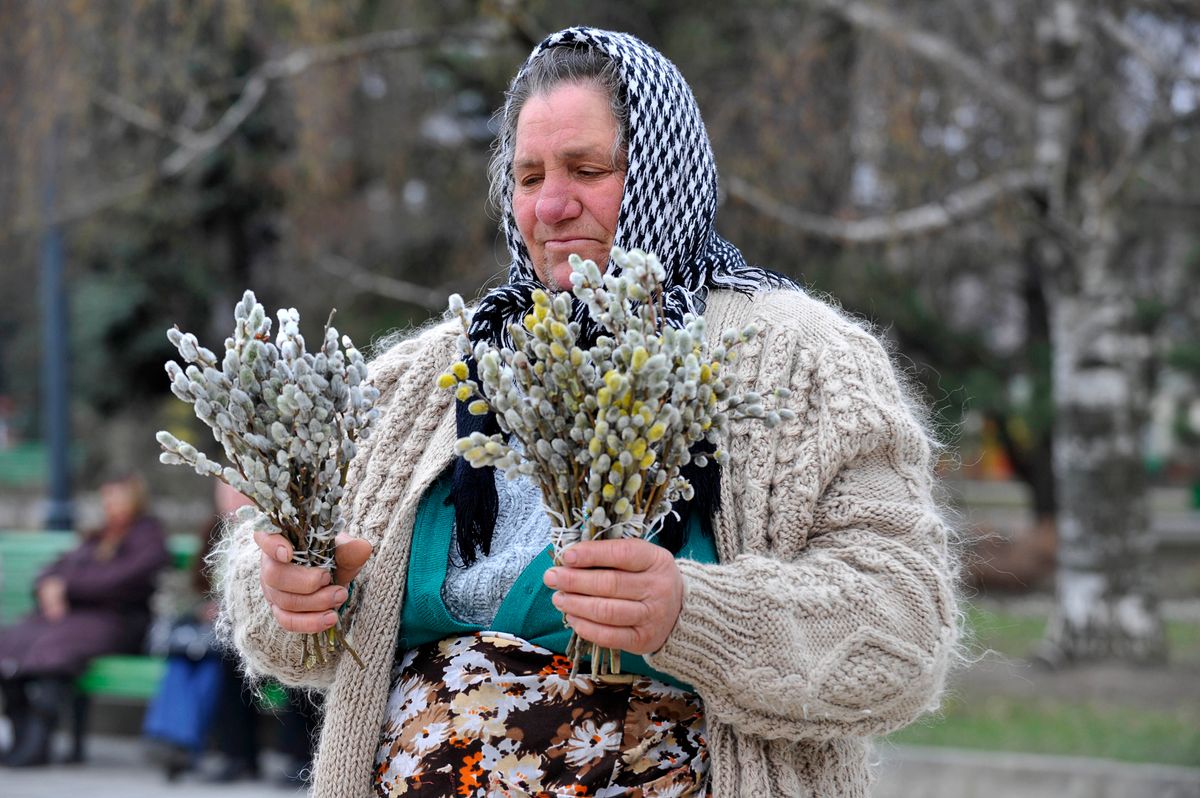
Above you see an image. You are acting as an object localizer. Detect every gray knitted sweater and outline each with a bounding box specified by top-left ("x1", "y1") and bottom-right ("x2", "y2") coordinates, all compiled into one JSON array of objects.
[
  {"x1": 220, "y1": 288, "x2": 959, "y2": 797},
  {"x1": 442, "y1": 462, "x2": 550, "y2": 625}
]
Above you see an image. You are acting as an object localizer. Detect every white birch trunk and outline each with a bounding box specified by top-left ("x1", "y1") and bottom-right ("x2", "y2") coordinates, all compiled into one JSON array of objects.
[
  {"x1": 1035, "y1": 1, "x2": 1166, "y2": 664},
  {"x1": 1041, "y1": 193, "x2": 1167, "y2": 663}
]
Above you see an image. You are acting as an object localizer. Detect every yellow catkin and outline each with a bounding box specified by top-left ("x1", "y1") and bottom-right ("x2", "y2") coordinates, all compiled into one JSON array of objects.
[
  {"x1": 437, "y1": 373, "x2": 457, "y2": 390},
  {"x1": 451, "y1": 361, "x2": 469, "y2": 380}
]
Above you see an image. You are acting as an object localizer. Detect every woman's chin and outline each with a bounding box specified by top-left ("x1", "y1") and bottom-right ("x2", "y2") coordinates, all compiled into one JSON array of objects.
[
  {"x1": 542, "y1": 261, "x2": 582, "y2": 292},
  {"x1": 546, "y1": 252, "x2": 608, "y2": 291}
]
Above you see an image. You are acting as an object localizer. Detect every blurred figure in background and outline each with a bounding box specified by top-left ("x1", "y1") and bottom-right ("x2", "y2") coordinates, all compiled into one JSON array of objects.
[
  {"x1": 0, "y1": 471, "x2": 169, "y2": 767},
  {"x1": 144, "y1": 479, "x2": 318, "y2": 785},
  {"x1": 143, "y1": 480, "x2": 244, "y2": 779}
]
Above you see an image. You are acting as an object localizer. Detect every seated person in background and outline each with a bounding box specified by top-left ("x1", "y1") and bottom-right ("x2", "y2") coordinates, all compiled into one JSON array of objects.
[
  {"x1": 0, "y1": 470, "x2": 169, "y2": 767},
  {"x1": 145, "y1": 479, "x2": 320, "y2": 785}
]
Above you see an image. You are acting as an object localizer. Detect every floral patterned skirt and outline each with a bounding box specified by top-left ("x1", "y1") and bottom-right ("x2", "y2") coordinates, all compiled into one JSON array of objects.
[{"x1": 372, "y1": 631, "x2": 711, "y2": 797}]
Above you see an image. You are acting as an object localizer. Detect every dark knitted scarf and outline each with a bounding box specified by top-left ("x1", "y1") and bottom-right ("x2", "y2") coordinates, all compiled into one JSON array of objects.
[{"x1": 452, "y1": 27, "x2": 798, "y2": 565}]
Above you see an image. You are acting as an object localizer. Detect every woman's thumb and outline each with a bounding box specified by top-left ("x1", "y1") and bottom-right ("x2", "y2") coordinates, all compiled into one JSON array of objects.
[{"x1": 332, "y1": 534, "x2": 373, "y2": 587}]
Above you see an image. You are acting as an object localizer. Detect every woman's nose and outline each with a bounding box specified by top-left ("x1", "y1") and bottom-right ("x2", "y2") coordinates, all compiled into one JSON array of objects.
[{"x1": 535, "y1": 180, "x2": 582, "y2": 225}]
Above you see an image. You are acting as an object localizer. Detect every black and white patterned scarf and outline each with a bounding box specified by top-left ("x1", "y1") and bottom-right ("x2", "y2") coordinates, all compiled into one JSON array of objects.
[{"x1": 453, "y1": 27, "x2": 798, "y2": 564}]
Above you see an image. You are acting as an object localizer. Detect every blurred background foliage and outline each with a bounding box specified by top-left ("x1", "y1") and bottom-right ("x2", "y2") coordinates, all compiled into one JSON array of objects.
[
  {"x1": 1, "y1": 0, "x2": 1198, "y2": 648},
  {"x1": 2, "y1": 0, "x2": 1195, "y2": 493}
]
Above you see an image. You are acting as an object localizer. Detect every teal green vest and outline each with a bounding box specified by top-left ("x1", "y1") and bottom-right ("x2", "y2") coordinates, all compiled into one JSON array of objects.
[{"x1": 398, "y1": 473, "x2": 717, "y2": 690}]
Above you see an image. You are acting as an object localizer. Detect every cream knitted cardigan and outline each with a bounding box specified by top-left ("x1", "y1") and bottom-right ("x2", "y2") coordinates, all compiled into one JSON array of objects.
[{"x1": 220, "y1": 288, "x2": 959, "y2": 797}]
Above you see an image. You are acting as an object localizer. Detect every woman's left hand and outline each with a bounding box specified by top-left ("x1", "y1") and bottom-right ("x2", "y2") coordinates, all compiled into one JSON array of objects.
[
  {"x1": 544, "y1": 538, "x2": 683, "y2": 655},
  {"x1": 37, "y1": 576, "x2": 69, "y2": 621}
]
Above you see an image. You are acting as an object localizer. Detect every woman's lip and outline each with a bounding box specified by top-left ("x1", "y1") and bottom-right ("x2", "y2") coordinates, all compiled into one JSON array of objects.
[{"x1": 544, "y1": 238, "x2": 596, "y2": 246}]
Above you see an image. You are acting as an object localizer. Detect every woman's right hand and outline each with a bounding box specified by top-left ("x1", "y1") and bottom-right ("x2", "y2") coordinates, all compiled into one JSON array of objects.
[{"x1": 253, "y1": 529, "x2": 373, "y2": 634}]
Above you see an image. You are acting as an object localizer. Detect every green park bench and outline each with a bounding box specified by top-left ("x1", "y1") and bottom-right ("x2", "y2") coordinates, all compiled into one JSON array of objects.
[{"x1": 0, "y1": 529, "x2": 199, "y2": 761}]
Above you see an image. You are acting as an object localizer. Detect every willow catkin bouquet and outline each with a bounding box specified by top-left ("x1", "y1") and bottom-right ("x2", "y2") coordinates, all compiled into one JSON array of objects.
[
  {"x1": 156, "y1": 290, "x2": 378, "y2": 668},
  {"x1": 442, "y1": 247, "x2": 792, "y2": 677}
]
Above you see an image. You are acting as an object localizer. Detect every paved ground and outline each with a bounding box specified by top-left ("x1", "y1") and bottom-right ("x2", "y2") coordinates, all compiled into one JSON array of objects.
[
  {"x1": 1, "y1": 734, "x2": 1197, "y2": 797},
  {"x1": 1, "y1": 734, "x2": 302, "y2": 797},
  {"x1": 875, "y1": 745, "x2": 1200, "y2": 798}
]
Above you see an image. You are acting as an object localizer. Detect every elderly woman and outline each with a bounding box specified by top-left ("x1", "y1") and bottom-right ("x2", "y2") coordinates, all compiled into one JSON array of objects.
[
  {"x1": 221, "y1": 28, "x2": 958, "y2": 797},
  {"x1": 0, "y1": 471, "x2": 169, "y2": 767}
]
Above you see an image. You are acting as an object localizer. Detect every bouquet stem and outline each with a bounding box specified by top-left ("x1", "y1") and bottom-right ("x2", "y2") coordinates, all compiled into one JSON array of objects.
[
  {"x1": 564, "y1": 630, "x2": 622, "y2": 680},
  {"x1": 302, "y1": 621, "x2": 363, "y2": 669}
]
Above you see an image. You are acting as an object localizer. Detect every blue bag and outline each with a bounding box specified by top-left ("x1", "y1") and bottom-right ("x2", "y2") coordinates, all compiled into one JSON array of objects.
[{"x1": 142, "y1": 653, "x2": 224, "y2": 753}]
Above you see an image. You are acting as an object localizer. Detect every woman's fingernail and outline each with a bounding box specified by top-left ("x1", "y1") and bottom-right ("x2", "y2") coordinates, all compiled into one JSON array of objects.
[
  {"x1": 275, "y1": 546, "x2": 289, "y2": 563},
  {"x1": 335, "y1": 588, "x2": 348, "y2": 603},
  {"x1": 324, "y1": 612, "x2": 338, "y2": 627},
  {"x1": 551, "y1": 591, "x2": 562, "y2": 607},
  {"x1": 543, "y1": 569, "x2": 558, "y2": 588},
  {"x1": 562, "y1": 549, "x2": 578, "y2": 565}
]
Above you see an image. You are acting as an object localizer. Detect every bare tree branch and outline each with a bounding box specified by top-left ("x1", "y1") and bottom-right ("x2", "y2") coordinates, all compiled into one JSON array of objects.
[
  {"x1": 164, "y1": 23, "x2": 508, "y2": 177},
  {"x1": 1143, "y1": 104, "x2": 1200, "y2": 149},
  {"x1": 23, "y1": 173, "x2": 157, "y2": 230},
  {"x1": 490, "y1": 0, "x2": 545, "y2": 49},
  {"x1": 1137, "y1": 163, "x2": 1190, "y2": 196},
  {"x1": 8, "y1": 22, "x2": 510, "y2": 237},
  {"x1": 727, "y1": 168, "x2": 1044, "y2": 244},
  {"x1": 160, "y1": 75, "x2": 268, "y2": 177},
  {"x1": 1098, "y1": 10, "x2": 1199, "y2": 86},
  {"x1": 317, "y1": 254, "x2": 449, "y2": 311},
  {"x1": 90, "y1": 89, "x2": 201, "y2": 149},
  {"x1": 1136, "y1": 192, "x2": 1200, "y2": 209},
  {"x1": 802, "y1": 0, "x2": 1038, "y2": 124},
  {"x1": 1101, "y1": 104, "x2": 1200, "y2": 204},
  {"x1": 1120, "y1": 0, "x2": 1200, "y2": 20}
]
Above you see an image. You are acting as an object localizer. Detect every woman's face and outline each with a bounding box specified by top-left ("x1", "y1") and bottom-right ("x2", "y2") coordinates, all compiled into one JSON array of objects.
[
  {"x1": 100, "y1": 480, "x2": 139, "y2": 526},
  {"x1": 512, "y1": 82, "x2": 625, "y2": 291}
]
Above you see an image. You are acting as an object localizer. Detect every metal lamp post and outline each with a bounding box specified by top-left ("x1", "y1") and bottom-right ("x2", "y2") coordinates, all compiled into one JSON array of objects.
[{"x1": 41, "y1": 122, "x2": 73, "y2": 532}]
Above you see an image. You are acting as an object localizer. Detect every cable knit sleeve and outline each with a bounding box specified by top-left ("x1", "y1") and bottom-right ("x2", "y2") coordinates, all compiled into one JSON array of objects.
[
  {"x1": 643, "y1": 316, "x2": 959, "y2": 742},
  {"x1": 217, "y1": 322, "x2": 452, "y2": 688}
]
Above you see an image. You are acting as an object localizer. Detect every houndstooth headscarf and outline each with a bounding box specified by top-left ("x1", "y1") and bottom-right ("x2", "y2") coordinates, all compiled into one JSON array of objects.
[
  {"x1": 468, "y1": 26, "x2": 797, "y2": 347},
  {"x1": 454, "y1": 27, "x2": 798, "y2": 564}
]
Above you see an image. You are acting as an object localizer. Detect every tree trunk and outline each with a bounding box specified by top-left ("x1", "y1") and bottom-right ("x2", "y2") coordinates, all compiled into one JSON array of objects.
[
  {"x1": 1033, "y1": 0, "x2": 1165, "y2": 664},
  {"x1": 1039, "y1": 190, "x2": 1166, "y2": 664},
  {"x1": 996, "y1": 243, "x2": 1057, "y2": 523}
]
